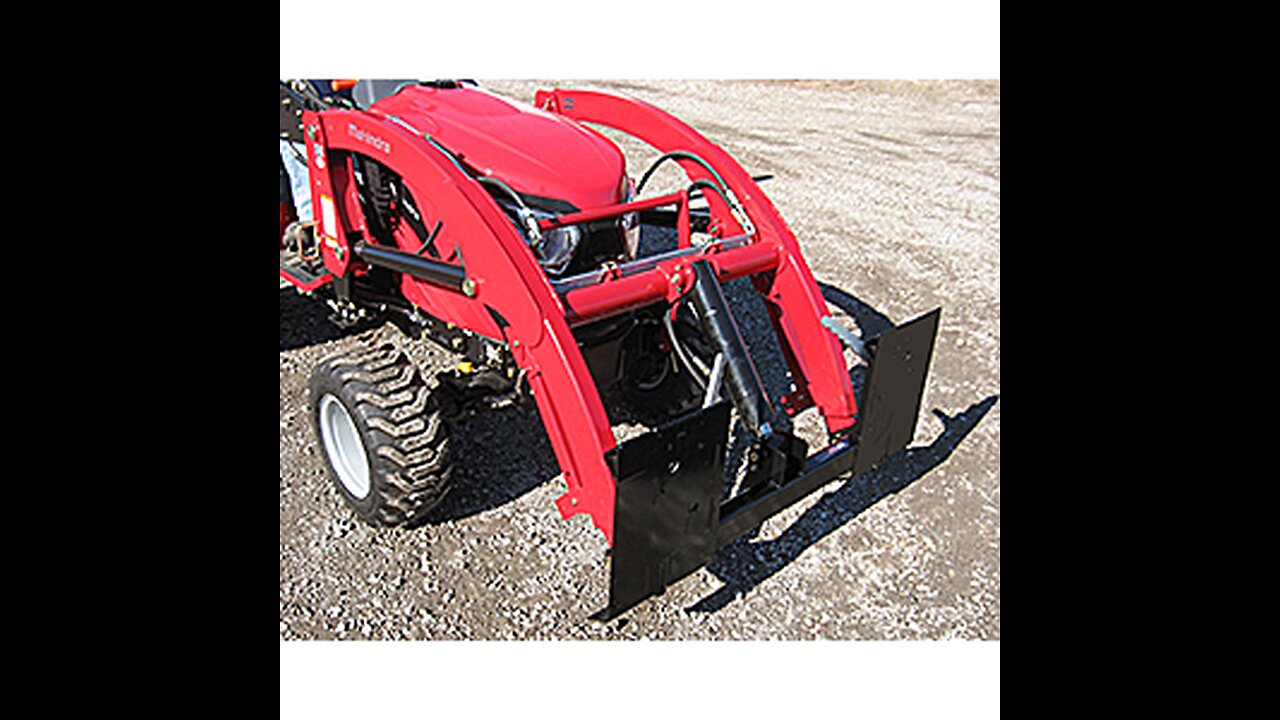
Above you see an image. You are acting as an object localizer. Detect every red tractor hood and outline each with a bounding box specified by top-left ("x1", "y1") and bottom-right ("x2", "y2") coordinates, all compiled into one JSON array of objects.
[{"x1": 371, "y1": 85, "x2": 625, "y2": 211}]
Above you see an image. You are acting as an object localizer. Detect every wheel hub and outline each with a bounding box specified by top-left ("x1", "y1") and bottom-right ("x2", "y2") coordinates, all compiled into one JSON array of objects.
[{"x1": 318, "y1": 394, "x2": 371, "y2": 499}]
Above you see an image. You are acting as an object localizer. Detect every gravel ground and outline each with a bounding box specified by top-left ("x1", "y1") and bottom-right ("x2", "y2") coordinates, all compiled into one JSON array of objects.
[{"x1": 279, "y1": 79, "x2": 1000, "y2": 640}]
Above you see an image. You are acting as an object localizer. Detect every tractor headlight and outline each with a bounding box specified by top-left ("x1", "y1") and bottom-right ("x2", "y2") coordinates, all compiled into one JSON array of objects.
[
  {"x1": 511, "y1": 203, "x2": 583, "y2": 275},
  {"x1": 537, "y1": 224, "x2": 583, "y2": 275},
  {"x1": 621, "y1": 177, "x2": 640, "y2": 259}
]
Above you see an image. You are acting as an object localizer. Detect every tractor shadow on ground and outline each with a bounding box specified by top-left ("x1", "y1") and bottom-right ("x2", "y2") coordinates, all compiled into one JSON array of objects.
[
  {"x1": 687, "y1": 393, "x2": 998, "y2": 614},
  {"x1": 413, "y1": 399, "x2": 561, "y2": 526},
  {"x1": 685, "y1": 281, "x2": 996, "y2": 614}
]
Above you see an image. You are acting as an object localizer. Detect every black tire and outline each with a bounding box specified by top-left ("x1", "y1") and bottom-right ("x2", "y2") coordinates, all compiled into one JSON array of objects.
[{"x1": 309, "y1": 342, "x2": 457, "y2": 526}]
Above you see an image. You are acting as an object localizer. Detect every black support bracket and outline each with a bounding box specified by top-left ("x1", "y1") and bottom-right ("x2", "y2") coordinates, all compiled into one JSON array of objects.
[
  {"x1": 852, "y1": 309, "x2": 940, "y2": 476},
  {"x1": 593, "y1": 402, "x2": 731, "y2": 621},
  {"x1": 594, "y1": 304, "x2": 941, "y2": 621}
]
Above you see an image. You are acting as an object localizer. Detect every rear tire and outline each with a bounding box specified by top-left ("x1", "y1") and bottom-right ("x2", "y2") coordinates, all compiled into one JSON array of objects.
[{"x1": 309, "y1": 342, "x2": 457, "y2": 526}]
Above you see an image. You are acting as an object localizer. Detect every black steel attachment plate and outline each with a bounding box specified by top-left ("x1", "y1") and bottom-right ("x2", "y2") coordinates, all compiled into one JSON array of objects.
[
  {"x1": 592, "y1": 308, "x2": 939, "y2": 620},
  {"x1": 852, "y1": 308, "x2": 941, "y2": 477},
  {"x1": 594, "y1": 402, "x2": 731, "y2": 621}
]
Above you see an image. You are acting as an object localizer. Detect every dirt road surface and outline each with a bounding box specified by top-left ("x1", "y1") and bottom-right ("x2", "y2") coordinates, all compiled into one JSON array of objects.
[{"x1": 278, "y1": 79, "x2": 1000, "y2": 640}]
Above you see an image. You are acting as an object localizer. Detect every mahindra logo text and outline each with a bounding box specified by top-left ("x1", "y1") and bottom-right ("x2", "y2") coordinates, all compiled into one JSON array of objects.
[{"x1": 347, "y1": 124, "x2": 391, "y2": 154}]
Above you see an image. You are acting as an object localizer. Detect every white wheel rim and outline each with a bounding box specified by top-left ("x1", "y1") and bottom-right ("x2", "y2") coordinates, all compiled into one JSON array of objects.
[{"x1": 318, "y1": 394, "x2": 371, "y2": 499}]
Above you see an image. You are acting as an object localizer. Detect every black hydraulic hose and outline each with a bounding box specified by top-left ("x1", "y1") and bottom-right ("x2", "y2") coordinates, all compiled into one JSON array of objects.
[
  {"x1": 662, "y1": 309, "x2": 707, "y2": 393},
  {"x1": 687, "y1": 179, "x2": 734, "y2": 212},
  {"x1": 636, "y1": 150, "x2": 730, "y2": 196}
]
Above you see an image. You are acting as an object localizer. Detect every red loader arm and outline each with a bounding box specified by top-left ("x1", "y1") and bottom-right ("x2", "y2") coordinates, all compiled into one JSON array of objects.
[
  {"x1": 534, "y1": 88, "x2": 860, "y2": 436},
  {"x1": 300, "y1": 107, "x2": 622, "y2": 543}
]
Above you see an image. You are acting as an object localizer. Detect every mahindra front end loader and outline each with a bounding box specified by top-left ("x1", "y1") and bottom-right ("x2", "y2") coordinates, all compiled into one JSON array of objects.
[{"x1": 278, "y1": 79, "x2": 940, "y2": 619}]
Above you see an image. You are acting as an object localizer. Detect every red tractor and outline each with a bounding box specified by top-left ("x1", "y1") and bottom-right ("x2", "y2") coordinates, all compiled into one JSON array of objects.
[{"x1": 279, "y1": 79, "x2": 939, "y2": 619}]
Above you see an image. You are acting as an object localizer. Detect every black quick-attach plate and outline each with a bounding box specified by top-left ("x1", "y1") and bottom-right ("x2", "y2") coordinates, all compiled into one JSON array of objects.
[
  {"x1": 853, "y1": 308, "x2": 941, "y2": 477},
  {"x1": 594, "y1": 402, "x2": 732, "y2": 621}
]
